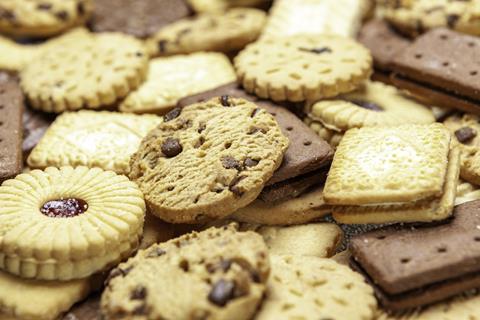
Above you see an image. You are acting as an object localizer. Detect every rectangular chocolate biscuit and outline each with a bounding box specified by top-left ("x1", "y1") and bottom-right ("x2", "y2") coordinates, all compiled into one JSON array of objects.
[{"x1": 0, "y1": 77, "x2": 23, "y2": 182}]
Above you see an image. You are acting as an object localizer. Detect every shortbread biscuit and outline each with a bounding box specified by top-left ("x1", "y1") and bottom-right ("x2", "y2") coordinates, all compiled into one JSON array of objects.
[
  {"x1": 120, "y1": 53, "x2": 236, "y2": 114},
  {"x1": 306, "y1": 81, "x2": 435, "y2": 131},
  {"x1": 234, "y1": 34, "x2": 372, "y2": 102},
  {"x1": 256, "y1": 223, "x2": 343, "y2": 258},
  {"x1": 20, "y1": 31, "x2": 148, "y2": 113},
  {"x1": 0, "y1": 166, "x2": 145, "y2": 280},
  {"x1": 0, "y1": 270, "x2": 99, "y2": 320},
  {"x1": 129, "y1": 97, "x2": 289, "y2": 223},
  {"x1": 0, "y1": 36, "x2": 37, "y2": 72},
  {"x1": 444, "y1": 113, "x2": 480, "y2": 185},
  {"x1": 304, "y1": 116, "x2": 343, "y2": 148},
  {"x1": 28, "y1": 111, "x2": 161, "y2": 174},
  {"x1": 261, "y1": 0, "x2": 370, "y2": 39},
  {"x1": 255, "y1": 255, "x2": 377, "y2": 320},
  {"x1": 101, "y1": 225, "x2": 270, "y2": 320},
  {"x1": 0, "y1": 0, "x2": 93, "y2": 38},
  {"x1": 148, "y1": 8, "x2": 266, "y2": 56},
  {"x1": 232, "y1": 185, "x2": 330, "y2": 225}
]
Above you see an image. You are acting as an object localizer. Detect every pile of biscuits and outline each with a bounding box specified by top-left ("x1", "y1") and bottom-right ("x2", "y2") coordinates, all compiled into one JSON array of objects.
[{"x1": 1, "y1": 0, "x2": 480, "y2": 319}]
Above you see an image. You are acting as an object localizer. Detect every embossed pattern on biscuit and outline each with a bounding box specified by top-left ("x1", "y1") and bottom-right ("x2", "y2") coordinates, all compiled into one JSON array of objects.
[
  {"x1": 0, "y1": 166, "x2": 145, "y2": 281},
  {"x1": 129, "y1": 97, "x2": 289, "y2": 223}
]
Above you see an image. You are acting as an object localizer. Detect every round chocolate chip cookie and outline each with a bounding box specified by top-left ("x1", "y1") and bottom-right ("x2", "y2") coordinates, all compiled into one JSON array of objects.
[
  {"x1": 129, "y1": 97, "x2": 289, "y2": 223},
  {"x1": 0, "y1": 0, "x2": 92, "y2": 38},
  {"x1": 101, "y1": 225, "x2": 270, "y2": 320}
]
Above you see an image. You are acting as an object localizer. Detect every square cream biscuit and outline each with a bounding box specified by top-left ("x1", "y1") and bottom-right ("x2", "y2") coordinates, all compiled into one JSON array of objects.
[
  {"x1": 27, "y1": 111, "x2": 161, "y2": 174},
  {"x1": 324, "y1": 123, "x2": 452, "y2": 205},
  {"x1": 119, "y1": 52, "x2": 237, "y2": 114}
]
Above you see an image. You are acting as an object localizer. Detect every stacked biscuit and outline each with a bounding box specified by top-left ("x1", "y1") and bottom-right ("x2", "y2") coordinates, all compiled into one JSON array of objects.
[{"x1": 1, "y1": 0, "x2": 480, "y2": 320}]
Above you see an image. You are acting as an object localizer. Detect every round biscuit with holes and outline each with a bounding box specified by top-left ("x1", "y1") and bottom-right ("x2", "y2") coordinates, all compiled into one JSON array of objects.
[
  {"x1": 20, "y1": 30, "x2": 148, "y2": 113},
  {"x1": 234, "y1": 34, "x2": 372, "y2": 102},
  {"x1": 255, "y1": 255, "x2": 377, "y2": 320},
  {"x1": 0, "y1": 0, "x2": 93, "y2": 38},
  {"x1": 129, "y1": 97, "x2": 289, "y2": 224}
]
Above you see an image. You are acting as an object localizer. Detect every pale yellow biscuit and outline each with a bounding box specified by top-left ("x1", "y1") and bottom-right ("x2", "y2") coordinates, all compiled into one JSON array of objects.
[
  {"x1": 0, "y1": 270, "x2": 99, "y2": 320},
  {"x1": 455, "y1": 180, "x2": 480, "y2": 206},
  {"x1": 28, "y1": 111, "x2": 161, "y2": 174},
  {"x1": 0, "y1": 0, "x2": 93, "y2": 38},
  {"x1": 262, "y1": 0, "x2": 370, "y2": 39},
  {"x1": 20, "y1": 31, "x2": 148, "y2": 113},
  {"x1": 255, "y1": 255, "x2": 377, "y2": 320},
  {"x1": 234, "y1": 34, "x2": 372, "y2": 102},
  {"x1": 256, "y1": 223, "x2": 343, "y2": 258},
  {"x1": 147, "y1": 8, "x2": 266, "y2": 56},
  {"x1": 0, "y1": 166, "x2": 145, "y2": 280},
  {"x1": 129, "y1": 97, "x2": 289, "y2": 223},
  {"x1": 324, "y1": 124, "x2": 452, "y2": 205},
  {"x1": 232, "y1": 185, "x2": 331, "y2": 225},
  {"x1": 119, "y1": 52, "x2": 236, "y2": 114}
]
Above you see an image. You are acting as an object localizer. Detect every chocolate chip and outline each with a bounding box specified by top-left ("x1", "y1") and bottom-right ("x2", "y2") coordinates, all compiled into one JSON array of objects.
[
  {"x1": 298, "y1": 47, "x2": 332, "y2": 55},
  {"x1": 229, "y1": 175, "x2": 246, "y2": 196},
  {"x1": 105, "y1": 265, "x2": 133, "y2": 285},
  {"x1": 251, "y1": 108, "x2": 261, "y2": 117},
  {"x1": 248, "y1": 127, "x2": 267, "y2": 134},
  {"x1": 161, "y1": 138, "x2": 182, "y2": 158},
  {"x1": 77, "y1": 2, "x2": 85, "y2": 15},
  {"x1": 158, "y1": 40, "x2": 168, "y2": 53},
  {"x1": 349, "y1": 99, "x2": 383, "y2": 112},
  {"x1": 455, "y1": 126, "x2": 477, "y2": 144},
  {"x1": 208, "y1": 279, "x2": 236, "y2": 307},
  {"x1": 146, "y1": 247, "x2": 166, "y2": 258},
  {"x1": 37, "y1": 3, "x2": 52, "y2": 10},
  {"x1": 244, "y1": 158, "x2": 259, "y2": 167},
  {"x1": 219, "y1": 259, "x2": 232, "y2": 272},
  {"x1": 130, "y1": 286, "x2": 147, "y2": 300},
  {"x1": 222, "y1": 156, "x2": 242, "y2": 170},
  {"x1": 447, "y1": 14, "x2": 460, "y2": 28},
  {"x1": 55, "y1": 11, "x2": 69, "y2": 21},
  {"x1": 220, "y1": 95, "x2": 232, "y2": 107},
  {"x1": 163, "y1": 107, "x2": 182, "y2": 122},
  {"x1": 198, "y1": 122, "x2": 206, "y2": 133}
]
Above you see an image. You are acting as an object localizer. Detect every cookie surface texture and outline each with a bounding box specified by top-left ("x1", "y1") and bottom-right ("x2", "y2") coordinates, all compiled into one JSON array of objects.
[
  {"x1": 129, "y1": 97, "x2": 289, "y2": 223},
  {"x1": 234, "y1": 34, "x2": 372, "y2": 102},
  {"x1": 148, "y1": 8, "x2": 266, "y2": 56},
  {"x1": 0, "y1": 0, "x2": 93, "y2": 37},
  {"x1": 255, "y1": 255, "x2": 377, "y2": 320},
  {"x1": 0, "y1": 166, "x2": 145, "y2": 280},
  {"x1": 20, "y1": 31, "x2": 148, "y2": 113},
  {"x1": 119, "y1": 53, "x2": 236, "y2": 114},
  {"x1": 101, "y1": 225, "x2": 270, "y2": 320},
  {"x1": 27, "y1": 111, "x2": 161, "y2": 174}
]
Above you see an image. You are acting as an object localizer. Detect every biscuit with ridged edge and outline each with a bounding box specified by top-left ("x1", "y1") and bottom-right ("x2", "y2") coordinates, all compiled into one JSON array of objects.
[
  {"x1": 306, "y1": 81, "x2": 435, "y2": 132},
  {"x1": 129, "y1": 97, "x2": 289, "y2": 223},
  {"x1": 255, "y1": 255, "x2": 377, "y2": 320},
  {"x1": 28, "y1": 111, "x2": 161, "y2": 175},
  {"x1": 20, "y1": 31, "x2": 148, "y2": 113},
  {"x1": 0, "y1": 0, "x2": 93, "y2": 38},
  {"x1": 147, "y1": 8, "x2": 266, "y2": 56},
  {"x1": 304, "y1": 116, "x2": 343, "y2": 149},
  {"x1": 119, "y1": 53, "x2": 236, "y2": 114},
  {"x1": 234, "y1": 34, "x2": 372, "y2": 102},
  {"x1": 101, "y1": 225, "x2": 270, "y2": 320},
  {"x1": 324, "y1": 123, "x2": 452, "y2": 205},
  {"x1": 0, "y1": 166, "x2": 145, "y2": 281},
  {"x1": 444, "y1": 113, "x2": 480, "y2": 186},
  {"x1": 332, "y1": 146, "x2": 460, "y2": 224}
]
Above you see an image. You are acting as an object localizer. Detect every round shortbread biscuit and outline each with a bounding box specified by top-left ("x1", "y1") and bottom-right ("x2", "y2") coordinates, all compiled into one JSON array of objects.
[
  {"x1": 444, "y1": 113, "x2": 480, "y2": 185},
  {"x1": 101, "y1": 225, "x2": 270, "y2": 320},
  {"x1": 20, "y1": 31, "x2": 148, "y2": 113},
  {"x1": 0, "y1": 166, "x2": 145, "y2": 281},
  {"x1": 0, "y1": 0, "x2": 92, "y2": 38},
  {"x1": 306, "y1": 81, "x2": 435, "y2": 132},
  {"x1": 255, "y1": 255, "x2": 377, "y2": 320},
  {"x1": 234, "y1": 34, "x2": 372, "y2": 102},
  {"x1": 147, "y1": 8, "x2": 266, "y2": 56},
  {"x1": 129, "y1": 97, "x2": 289, "y2": 224}
]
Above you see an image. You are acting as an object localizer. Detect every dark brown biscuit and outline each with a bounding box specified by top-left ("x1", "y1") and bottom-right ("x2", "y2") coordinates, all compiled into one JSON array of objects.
[
  {"x1": 91, "y1": 0, "x2": 192, "y2": 38},
  {"x1": 350, "y1": 200, "x2": 480, "y2": 311},
  {"x1": 391, "y1": 28, "x2": 480, "y2": 113},
  {"x1": 178, "y1": 83, "x2": 333, "y2": 186},
  {"x1": 22, "y1": 107, "x2": 55, "y2": 157},
  {"x1": 358, "y1": 19, "x2": 410, "y2": 72},
  {"x1": 0, "y1": 78, "x2": 23, "y2": 183}
]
